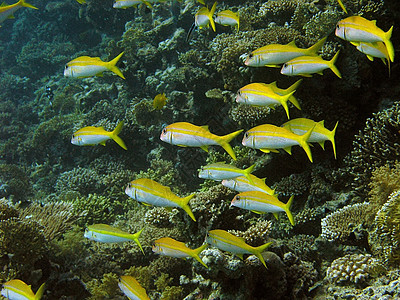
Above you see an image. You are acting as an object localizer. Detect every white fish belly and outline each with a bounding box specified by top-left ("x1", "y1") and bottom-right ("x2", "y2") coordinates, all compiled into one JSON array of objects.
[
  {"x1": 234, "y1": 200, "x2": 284, "y2": 213},
  {"x1": 207, "y1": 237, "x2": 249, "y2": 254},
  {"x1": 157, "y1": 248, "x2": 189, "y2": 258},
  {"x1": 290, "y1": 129, "x2": 327, "y2": 143},
  {"x1": 253, "y1": 136, "x2": 299, "y2": 149},
  {"x1": 86, "y1": 231, "x2": 129, "y2": 243},
  {"x1": 200, "y1": 170, "x2": 240, "y2": 180},
  {"x1": 74, "y1": 134, "x2": 110, "y2": 146},
  {"x1": 171, "y1": 132, "x2": 217, "y2": 147},
  {"x1": 344, "y1": 29, "x2": 381, "y2": 43},
  {"x1": 134, "y1": 190, "x2": 179, "y2": 207},
  {"x1": 118, "y1": 283, "x2": 140, "y2": 300},
  {"x1": 67, "y1": 65, "x2": 108, "y2": 77},
  {"x1": 290, "y1": 63, "x2": 328, "y2": 75},
  {"x1": 1, "y1": 289, "x2": 28, "y2": 300},
  {"x1": 215, "y1": 18, "x2": 237, "y2": 26},
  {"x1": 113, "y1": 0, "x2": 142, "y2": 8},
  {"x1": 242, "y1": 93, "x2": 279, "y2": 106},
  {"x1": 196, "y1": 15, "x2": 210, "y2": 27}
]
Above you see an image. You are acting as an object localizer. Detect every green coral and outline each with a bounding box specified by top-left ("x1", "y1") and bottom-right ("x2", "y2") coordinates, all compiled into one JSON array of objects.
[{"x1": 0, "y1": 164, "x2": 32, "y2": 202}]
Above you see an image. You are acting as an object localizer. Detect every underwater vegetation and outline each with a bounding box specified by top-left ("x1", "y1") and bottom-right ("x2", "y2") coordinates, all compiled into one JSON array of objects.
[{"x1": 0, "y1": 0, "x2": 400, "y2": 299}]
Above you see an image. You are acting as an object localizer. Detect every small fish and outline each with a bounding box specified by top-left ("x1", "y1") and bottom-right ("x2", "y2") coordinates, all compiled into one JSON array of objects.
[
  {"x1": 84, "y1": 224, "x2": 144, "y2": 253},
  {"x1": 335, "y1": 16, "x2": 394, "y2": 62},
  {"x1": 244, "y1": 37, "x2": 327, "y2": 67},
  {"x1": 206, "y1": 229, "x2": 272, "y2": 268},
  {"x1": 113, "y1": 0, "x2": 152, "y2": 9},
  {"x1": 118, "y1": 276, "x2": 150, "y2": 300},
  {"x1": 280, "y1": 51, "x2": 341, "y2": 78},
  {"x1": 236, "y1": 83, "x2": 296, "y2": 119},
  {"x1": 187, "y1": 2, "x2": 217, "y2": 41},
  {"x1": 71, "y1": 121, "x2": 127, "y2": 150},
  {"x1": 152, "y1": 237, "x2": 208, "y2": 268},
  {"x1": 231, "y1": 191, "x2": 295, "y2": 225},
  {"x1": 282, "y1": 118, "x2": 338, "y2": 159},
  {"x1": 153, "y1": 93, "x2": 167, "y2": 110},
  {"x1": 214, "y1": 10, "x2": 239, "y2": 32},
  {"x1": 351, "y1": 41, "x2": 391, "y2": 74},
  {"x1": 0, "y1": 0, "x2": 37, "y2": 25},
  {"x1": 221, "y1": 174, "x2": 275, "y2": 196},
  {"x1": 337, "y1": 0, "x2": 347, "y2": 13},
  {"x1": 198, "y1": 162, "x2": 255, "y2": 183},
  {"x1": 242, "y1": 124, "x2": 315, "y2": 162},
  {"x1": 125, "y1": 178, "x2": 196, "y2": 221},
  {"x1": 64, "y1": 52, "x2": 125, "y2": 79},
  {"x1": 1, "y1": 280, "x2": 45, "y2": 300},
  {"x1": 160, "y1": 122, "x2": 243, "y2": 160}
]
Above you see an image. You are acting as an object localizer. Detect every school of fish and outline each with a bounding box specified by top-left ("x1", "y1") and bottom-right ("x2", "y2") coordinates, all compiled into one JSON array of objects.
[{"x1": 0, "y1": 0, "x2": 395, "y2": 298}]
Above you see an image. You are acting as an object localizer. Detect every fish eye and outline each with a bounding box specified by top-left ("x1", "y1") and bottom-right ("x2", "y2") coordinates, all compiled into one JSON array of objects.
[
  {"x1": 336, "y1": 24, "x2": 340, "y2": 29},
  {"x1": 162, "y1": 128, "x2": 167, "y2": 134},
  {"x1": 245, "y1": 132, "x2": 249, "y2": 138},
  {"x1": 65, "y1": 65, "x2": 69, "y2": 70},
  {"x1": 235, "y1": 196, "x2": 240, "y2": 201},
  {"x1": 248, "y1": 53, "x2": 253, "y2": 58},
  {"x1": 283, "y1": 63, "x2": 287, "y2": 68}
]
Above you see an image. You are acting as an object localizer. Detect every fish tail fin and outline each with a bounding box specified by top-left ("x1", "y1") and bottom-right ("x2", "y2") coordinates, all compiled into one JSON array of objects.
[
  {"x1": 130, "y1": 228, "x2": 145, "y2": 254},
  {"x1": 34, "y1": 282, "x2": 46, "y2": 300},
  {"x1": 208, "y1": 2, "x2": 217, "y2": 32},
  {"x1": 329, "y1": 51, "x2": 342, "y2": 78},
  {"x1": 243, "y1": 164, "x2": 256, "y2": 184},
  {"x1": 192, "y1": 244, "x2": 208, "y2": 268},
  {"x1": 253, "y1": 241, "x2": 273, "y2": 269},
  {"x1": 337, "y1": 0, "x2": 347, "y2": 13},
  {"x1": 111, "y1": 121, "x2": 127, "y2": 150},
  {"x1": 284, "y1": 195, "x2": 295, "y2": 225},
  {"x1": 330, "y1": 121, "x2": 339, "y2": 159},
  {"x1": 220, "y1": 129, "x2": 244, "y2": 160},
  {"x1": 181, "y1": 194, "x2": 196, "y2": 221},
  {"x1": 299, "y1": 125, "x2": 315, "y2": 163},
  {"x1": 384, "y1": 26, "x2": 394, "y2": 62},
  {"x1": 20, "y1": 0, "x2": 38, "y2": 9},
  {"x1": 108, "y1": 52, "x2": 126, "y2": 79},
  {"x1": 280, "y1": 91, "x2": 296, "y2": 119},
  {"x1": 306, "y1": 36, "x2": 327, "y2": 55}
]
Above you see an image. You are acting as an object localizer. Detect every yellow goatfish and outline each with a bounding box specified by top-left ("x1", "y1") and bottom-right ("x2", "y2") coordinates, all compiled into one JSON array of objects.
[
  {"x1": 113, "y1": 0, "x2": 152, "y2": 9},
  {"x1": 281, "y1": 51, "x2": 341, "y2": 78},
  {"x1": 242, "y1": 124, "x2": 315, "y2": 162},
  {"x1": 282, "y1": 118, "x2": 338, "y2": 159},
  {"x1": 187, "y1": 2, "x2": 217, "y2": 41},
  {"x1": 236, "y1": 83, "x2": 296, "y2": 119},
  {"x1": 64, "y1": 52, "x2": 125, "y2": 79},
  {"x1": 0, "y1": 0, "x2": 37, "y2": 24},
  {"x1": 84, "y1": 224, "x2": 144, "y2": 253},
  {"x1": 71, "y1": 121, "x2": 127, "y2": 150},
  {"x1": 231, "y1": 191, "x2": 295, "y2": 225},
  {"x1": 125, "y1": 178, "x2": 196, "y2": 221},
  {"x1": 160, "y1": 122, "x2": 243, "y2": 160},
  {"x1": 198, "y1": 162, "x2": 255, "y2": 182},
  {"x1": 335, "y1": 16, "x2": 394, "y2": 62},
  {"x1": 244, "y1": 37, "x2": 327, "y2": 67},
  {"x1": 1, "y1": 280, "x2": 45, "y2": 300},
  {"x1": 118, "y1": 276, "x2": 150, "y2": 300},
  {"x1": 214, "y1": 10, "x2": 239, "y2": 32},
  {"x1": 152, "y1": 237, "x2": 208, "y2": 268},
  {"x1": 206, "y1": 229, "x2": 272, "y2": 268},
  {"x1": 351, "y1": 41, "x2": 391, "y2": 74},
  {"x1": 221, "y1": 174, "x2": 275, "y2": 196}
]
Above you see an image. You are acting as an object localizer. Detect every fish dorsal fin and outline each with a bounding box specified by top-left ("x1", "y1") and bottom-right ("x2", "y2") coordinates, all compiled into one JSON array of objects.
[
  {"x1": 270, "y1": 81, "x2": 277, "y2": 87},
  {"x1": 201, "y1": 125, "x2": 209, "y2": 131},
  {"x1": 371, "y1": 20, "x2": 377, "y2": 25},
  {"x1": 317, "y1": 120, "x2": 325, "y2": 126},
  {"x1": 287, "y1": 41, "x2": 296, "y2": 47},
  {"x1": 236, "y1": 253, "x2": 244, "y2": 260}
]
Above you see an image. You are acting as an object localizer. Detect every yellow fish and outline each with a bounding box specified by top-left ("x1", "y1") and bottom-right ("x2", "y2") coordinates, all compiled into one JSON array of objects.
[
  {"x1": 244, "y1": 37, "x2": 327, "y2": 67},
  {"x1": 160, "y1": 122, "x2": 243, "y2": 160},
  {"x1": 113, "y1": 0, "x2": 152, "y2": 9},
  {"x1": 351, "y1": 41, "x2": 391, "y2": 74},
  {"x1": 242, "y1": 124, "x2": 315, "y2": 162},
  {"x1": 221, "y1": 174, "x2": 275, "y2": 196},
  {"x1": 64, "y1": 52, "x2": 125, "y2": 79},
  {"x1": 118, "y1": 276, "x2": 150, "y2": 300},
  {"x1": 214, "y1": 10, "x2": 239, "y2": 32},
  {"x1": 198, "y1": 162, "x2": 255, "y2": 183},
  {"x1": 0, "y1": 0, "x2": 37, "y2": 24},
  {"x1": 195, "y1": 2, "x2": 217, "y2": 31},
  {"x1": 84, "y1": 224, "x2": 144, "y2": 254},
  {"x1": 125, "y1": 178, "x2": 196, "y2": 221},
  {"x1": 71, "y1": 121, "x2": 127, "y2": 150},
  {"x1": 231, "y1": 191, "x2": 295, "y2": 225},
  {"x1": 282, "y1": 118, "x2": 338, "y2": 159},
  {"x1": 152, "y1": 237, "x2": 208, "y2": 268},
  {"x1": 236, "y1": 83, "x2": 296, "y2": 119},
  {"x1": 1, "y1": 279, "x2": 45, "y2": 300},
  {"x1": 280, "y1": 51, "x2": 341, "y2": 78},
  {"x1": 206, "y1": 229, "x2": 272, "y2": 268},
  {"x1": 153, "y1": 93, "x2": 167, "y2": 110},
  {"x1": 335, "y1": 16, "x2": 394, "y2": 62}
]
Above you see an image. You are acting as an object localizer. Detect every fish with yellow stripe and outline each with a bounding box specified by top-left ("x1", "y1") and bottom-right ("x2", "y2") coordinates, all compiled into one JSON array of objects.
[
  {"x1": 335, "y1": 16, "x2": 394, "y2": 62},
  {"x1": 236, "y1": 82, "x2": 297, "y2": 119},
  {"x1": 84, "y1": 224, "x2": 145, "y2": 253},
  {"x1": 198, "y1": 162, "x2": 255, "y2": 183},
  {"x1": 231, "y1": 191, "x2": 295, "y2": 225},
  {"x1": 187, "y1": 2, "x2": 217, "y2": 41},
  {"x1": 0, "y1": 0, "x2": 37, "y2": 25},
  {"x1": 242, "y1": 123, "x2": 315, "y2": 162},
  {"x1": 244, "y1": 37, "x2": 327, "y2": 67},
  {"x1": 64, "y1": 52, "x2": 125, "y2": 79},
  {"x1": 125, "y1": 178, "x2": 196, "y2": 221},
  {"x1": 221, "y1": 174, "x2": 275, "y2": 196},
  {"x1": 160, "y1": 122, "x2": 243, "y2": 160},
  {"x1": 214, "y1": 10, "x2": 239, "y2": 32},
  {"x1": 152, "y1": 237, "x2": 208, "y2": 268},
  {"x1": 281, "y1": 51, "x2": 341, "y2": 78},
  {"x1": 206, "y1": 229, "x2": 272, "y2": 268},
  {"x1": 118, "y1": 276, "x2": 150, "y2": 300},
  {"x1": 351, "y1": 41, "x2": 391, "y2": 74},
  {"x1": 282, "y1": 118, "x2": 338, "y2": 159},
  {"x1": 1, "y1": 280, "x2": 45, "y2": 300},
  {"x1": 71, "y1": 121, "x2": 127, "y2": 150}
]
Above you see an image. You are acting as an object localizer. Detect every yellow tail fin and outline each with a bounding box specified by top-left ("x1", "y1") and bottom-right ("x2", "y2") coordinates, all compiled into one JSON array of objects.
[
  {"x1": 384, "y1": 26, "x2": 394, "y2": 62},
  {"x1": 253, "y1": 241, "x2": 273, "y2": 268},
  {"x1": 130, "y1": 228, "x2": 145, "y2": 254},
  {"x1": 329, "y1": 51, "x2": 342, "y2": 78},
  {"x1": 220, "y1": 129, "x2": 244, "y2": 160},
  {"x1": 284, "y1": 195, "x2": 295, "y2": 226},
  {"x1": 34, "y1": 282, "x2": 46, "y2": 300},
  {"x1": 208, "y1": 2, "x2": 217, "y2": 32},
  {"x1": 191, "y1": 244, "x2": 208, "y2": 267},
  {"x1": 108, "y1": 52, "x2": 125, "y2": 79},
  {"x1": 299, "y1": 125, "x2": 315, "y2": 163},
  {"x1": 180, "y1": 193, "x2": 196, "y2": 221},
  {"x1": 111, "y1": 121, "x2": 127, "y2": 150},
  {"x1": 330, "y1": 121, "x2": 339, "y2": 159},
  {"x1": 20, "y1": 0, "x2": 38, "y2": 9},
  {"x1": 306, "y1": 37, "x2": 327, "y2": 55}
]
